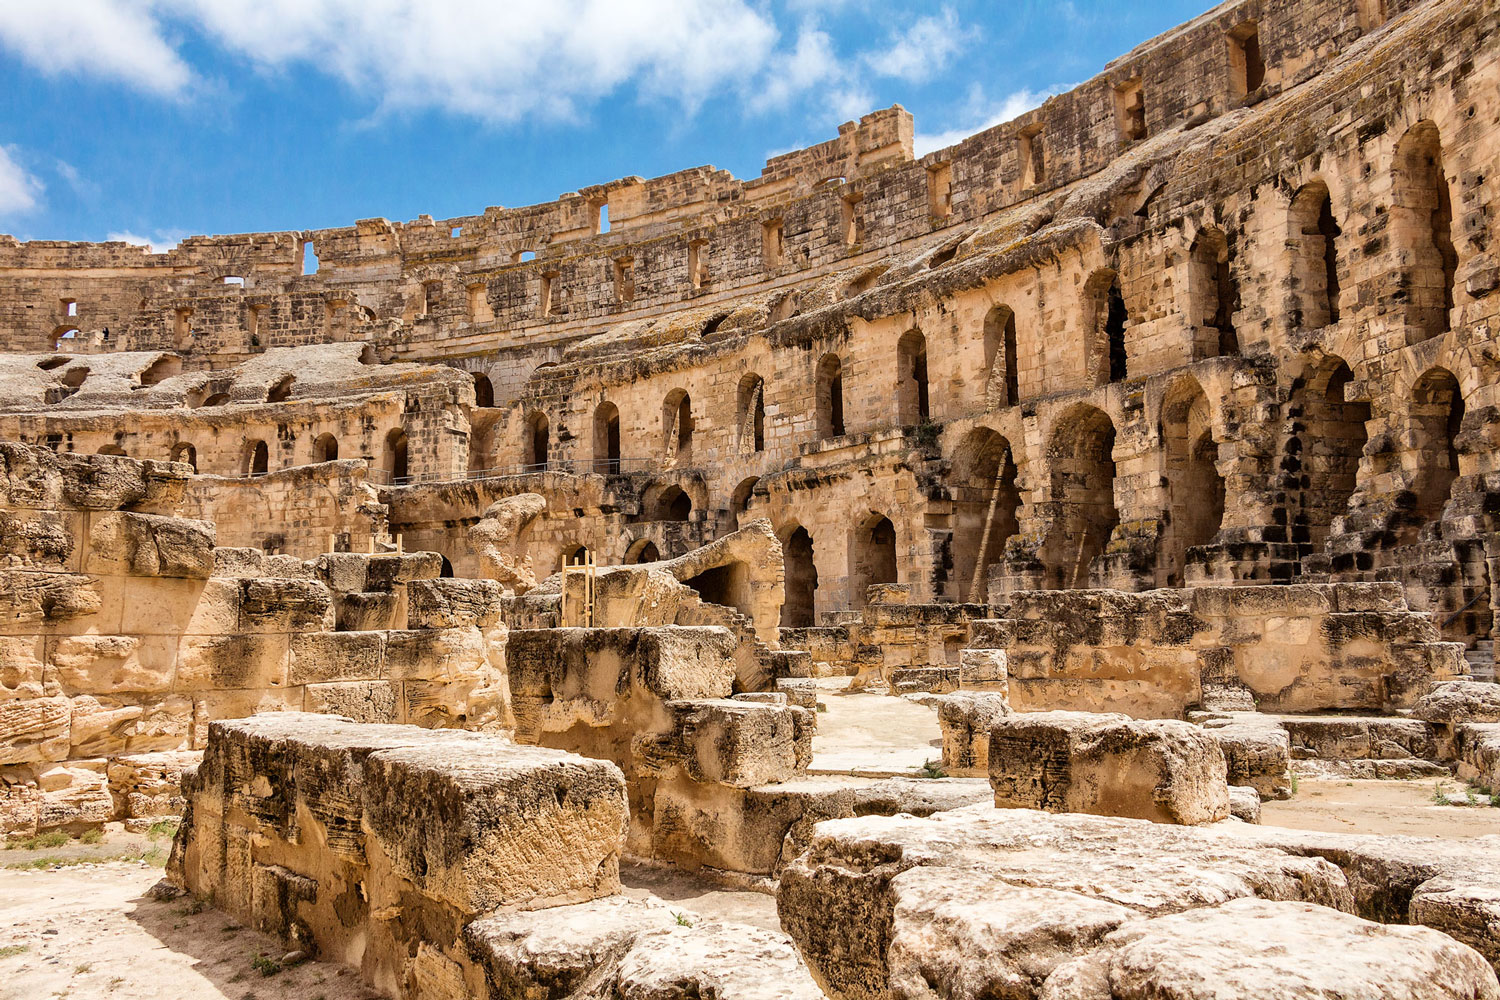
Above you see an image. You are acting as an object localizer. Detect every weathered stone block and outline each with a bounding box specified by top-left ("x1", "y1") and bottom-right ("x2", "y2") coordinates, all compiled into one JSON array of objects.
[
  {"x1": 988, "y1": 711, "x2": 1230, "y2": 824},
  {"x1": 303, "y1": 681, "x2": 400, "y2": 723},
  {"x1": 84, "y1": 511, "x2": 215, "y2": 579},
  {"x1": 406, "y1": 577, "x2": 504, "y2": 628},
  {"x1": 936, "y1": 692, "x2": 1012, "y2": 775},
  {"x1": 0, "y1": 695, "x2": 71, "y2": 764},
  {"x1": 237, "y1": 578, "x2": 333, "y2": 632},
  {"x1": 288, "y1": 630, "x2": 385, "y2": 685},
  {"x1": 635, "y1": 699, "x2": 810, "y2": 787}
]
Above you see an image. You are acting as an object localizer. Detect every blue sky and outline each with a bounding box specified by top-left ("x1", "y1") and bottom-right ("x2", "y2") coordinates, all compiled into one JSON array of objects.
[{"x1": 0, "y1": 0, "x2": 1211, "y2": 248}]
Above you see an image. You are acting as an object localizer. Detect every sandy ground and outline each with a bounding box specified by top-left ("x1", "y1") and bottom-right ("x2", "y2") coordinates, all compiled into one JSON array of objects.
[
  {"x1": 809, "y1": 683, "x2": 942, "y2": 775},
  {"x1": 1262, "y1": 778, "x2": 1500, "y2": 839}
]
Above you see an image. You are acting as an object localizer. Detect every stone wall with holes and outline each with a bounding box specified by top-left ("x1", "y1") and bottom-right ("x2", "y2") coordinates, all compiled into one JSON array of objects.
[
  {"x1": 177, "y1": 462, "x2": 384, "y2": 557},
  {"x1": 0, "y1": 443, "x2": 512, "y2": 836}
]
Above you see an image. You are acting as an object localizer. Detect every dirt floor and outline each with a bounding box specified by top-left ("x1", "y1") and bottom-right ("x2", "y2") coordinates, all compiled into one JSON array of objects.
[
  {"x1": 1261, "y1": 777, "x2": 1500, "y2": 839},
  {"x1": 0, "y1": 848, "x2": 778, "y2": 1000}
]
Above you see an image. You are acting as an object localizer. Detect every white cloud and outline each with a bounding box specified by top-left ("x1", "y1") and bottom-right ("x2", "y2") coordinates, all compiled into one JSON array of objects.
[
  {"x1": 0, "y1": 0, "x2": 192, "y2": 96},
  {"x1": 863, "y1": 7, "x2": 967, "y2": 83},
  {"x1": 751, "y1": 24, "x2": 841, "y2": 112},
  {"x1": 0, "y1": 147, "x2": 44, "y2": 218},
  {"x1": 106, "y1": 228, "x2": 188, "y2": 252},
  {"x1": 913, "y1": 87, "x2": 1059, "y2": 157}
]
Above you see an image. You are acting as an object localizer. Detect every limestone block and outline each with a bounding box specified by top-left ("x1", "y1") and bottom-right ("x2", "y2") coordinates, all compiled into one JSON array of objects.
[
  {"x1": 48, "y1": 633, "x2": 176, "y2": 694},
  {"x1": 889, "y1": 666, "x2": 958, "y2": 693},
  {"x1": 190, "y1": 688, "x2": 303, "y2": 749},
  {"x1": 210, "y1": 547, "x2": 265, "y2": 579},
  {"x1": 614, "y1": 923, "x2": 824, "y2": 1000},
  {"x1": 1455, "y1": 724, "x2": 1500, "y2": 789},
  {"x1": 1228, "y1": 785, "x2": 1261, "y2": 823},
  {"x1": 1414, "y1": 680, "x2": 1500, "y2": 725},
  {"x1": 83, "y1": 511, "x2": 215, "y2": 579},
  {"x1": 107, "y1": 749, "x2": 199, "y2": 819},
  {"x1": 1195, "y1": 713, "x2": 1292, "y2": 799},
  {"x1": 406, "y1": 578, "x2": 504, "y2": 628},
  {"x1": 0, "y1": 570, "x2": 104, "y2": 634},
  {"x1": 176, "y1": 633, "x2": 289, "y2": 690},
  {"x1": 507, "y1": 626, "x2": 736, "y2": 712},
  {"x1": 334, "y1": 591, "x2": 400, "y2": 631},
  {"x1": 635, "y1": 699, "x2": 810, "y2": 787},
  {"x1": 34, "y1": 758, "x2": 114, "y2": 828},
  {"x1": 303, "y1": 681, "x2": 400, "y2": 723},
  {"x1": 288, "y1": 630, "x2": 385, "y2": 685},
  {"x1": 988, "y1": 712, "x2": 1230, "y2": 825},
  {"x1": 403, "y1": 679, "x2": 482, "y2": 729},
  {"x1": 779, "y1": 806, "x2": 1354, "y2": 1000},
  {"x1": 0, "y1": 634, "x2": 48, "y2": 700},
  {"x1": 1410, "y1": 877, "x2": 1500, "y2": 977},
  {"x1": 936, "y1": 693, "x2": 1012, "y2": 775},
  {"x1": 0, "y1": 695, "x2": 71, "y2": 764},
  {"x1": 263, "y1": 554, "x2": 313, "y2": 578},
  {"x1": 314, "y1": 552, "x2": 369, "y2": 593},
  {"x1": 1043, "y1": 898, "x2": 1500, "y2": 1000},
  {"x1": 118, "y1": 577, "x2": 210, "y2": 634},
  {"x1": 181, "y1": 578, "x2": 242, "y2": 634},
  {"x1": 775, "y1": 677, "x2": 818, "y2": 710},
  {"x1": 0, "y1": 509, "x2": 77, "y2": 571},
  {"x1": 1281, "y1": 716, "x2": 1439, "y2": 761},
  {"x1": 237, "y1": 578, "x2": 334, "y2": 633},
  {"x1": 959, "y1": 647, "x2": 1009, "y2": 689},
  {"x1": 0, "y1": 766, "x2": 41, "y2": 833},
  {"x1": 366, "y1": 551, "x2": 442, "y2": 587},
  {"x1": 867, "y1": 583, "x2": 910, "y2": 606},
  {"x1": 383, "y1": 627, "x2": 486, "y2": 681},
  {"x1": 55, "y1": 450, "x2": 187, "y2": 512}
]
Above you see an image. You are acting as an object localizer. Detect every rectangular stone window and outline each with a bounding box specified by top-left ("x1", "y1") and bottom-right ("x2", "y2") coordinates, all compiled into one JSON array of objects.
[
  {"x1": 539, "y1": 271, "x2": 559, "y2": 317},
  {"x1": 1018, "y1": 125, "x2": 1046, "y2": 188},
  {"x1": 841, "y1": 193, "x2": 864, "y2": 246},
  {"x1": 1227, "y1": 21, "x2": 1265, "y2": 99},
  {"x1": 927, "y1": 163, "x2": 953, "y2": 219},
  {"x1": 1114, "y1": 81, "x2": 1147, "y2": 141},
  {"x1": 593, "y1": 200, "x2": 610, "y2": 235},
  {"x1": 422, "y1": 280, "x2": 441, "y2": 316},
  {"x1": 688, "y1": 240, "x2": 708, "y2": 289},
  {"x1": 61, "y1": 298, "x2": 76, "y2": 318},
  {"x1": 614, "y1": 257, "x2": 635, "y2": 303},
  {"x1": 762, "y1": 220, "x2": 784, "y2": 270},
  {"x1": 467, "y1": 282, "x2": 493, "y2": 322}
]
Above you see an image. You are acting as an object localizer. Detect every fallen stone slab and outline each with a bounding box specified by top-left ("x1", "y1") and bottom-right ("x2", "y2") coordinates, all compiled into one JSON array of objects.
[
  {"x1": 933, "y1": 692, "x2": 1012, "y2": 776},
  {"x1": 1415, "y1": 680, "x2": 1500, "y2": 725},
  {"x1": 988, "y1": 711, "x2": 1230, "y2": 824},
  {"x1": 1193, "y1": 711, "x2": 1291, "y2": 799}
]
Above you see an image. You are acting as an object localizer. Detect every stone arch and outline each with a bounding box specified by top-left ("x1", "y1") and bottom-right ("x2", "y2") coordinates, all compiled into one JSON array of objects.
[
  {"x1": 169, "y1": 441, "x2": 197, "y2": 471},
  {"x1": 246, "y1": 439, "x2": 270, "y2": 477},
  {"x1": 896, "y1": 329, "x2": 930, "y2": 424},
  {"x1": 523, "y1": 411, "x2": 549, "y2": 471},
  {"x1": 139, "y1": 355, "x2": 181, "y2": 387},
  {"x1": 313, "y1": 433, "x2": 339, "y2": 463},
  {"x1": 1289, "y1": 179, "x2": 1342, "y2": 330},
  {"x1": 1187, "y1": 226, "x2": 1238, "y2": 357},
  {"x1": 625, "y1": 538, "x2": 660, "y2": 564},
  {"x1": 816, "y1": 353, "x2": 846, "y2": 439},
  {"x1": 849, "y1": 511, "x2": 898, "y2": 609},
  {"x1": 1407, "y1": 367, "x2": 1464, "y2": 535},
  {"x1": 267, "y1": 375, "x2": 296, "y2": 403},
  {"x1": 982, "y1": 304, "x2": 1019, "y2": 408},
  {"x1": 1042, "y1": 405, "x2": 1118, "y2": 589},
  {"x1": 779, "y1": 523, "x2": 818, "y2": 627},
  {"x1": 643, "y1": 483, "x2": 693, "y2": 522},
  {"x1": 1392, "y1": 121, "x2": 1457, "y2": 340},
  {"x1": 97, "y1": 443, "x2": 127, "y2": 457},
  {"x1": 948, "y1": 427, "x2": 1020, "y2": 602},
  {"x1": 662, "y1": 388, "x2": 693, "y2": 462},
  {"x1": 737, "y1": 373, "x2": 766, "y2": 453},
  {"x1": 473, "y1": 373, "x2": 494, "y2": 408},
  {"x1": 593, "y1": 401, "x2": 621, "y2": 473},
  {"x1": 1159, "y1": 376, "x2": 1224, "y2": 586},
  {"x1": 1285, "y1": 356, "x2": 1371, "y2": 558},
  {"x1": 731, "y1": 477, "x2": 760, "y2": 516},
  {"x1": 1084, "y1": 269, "x2": 1128, "y2": 386},
  {"x1": 384, "y1": 427, "x2": 409, "y2": 482}
]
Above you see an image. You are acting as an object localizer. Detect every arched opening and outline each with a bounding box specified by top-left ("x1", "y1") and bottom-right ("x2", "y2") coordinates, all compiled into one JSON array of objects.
[
  {"x1": 1160, "y1": 379, "x2": 1224, "y2": 587},
  {"x1": 662, "y1": 389, "x2": 693, "y2": 462},
  {"x1": 523, "y1": 412, "x2": 549, "y2": 472},
  {"x1": 949, "y1": 428, "x2": 1020, "y2": 602},
  {"x1": 313, "y1": 433, "x2": 339, "y2": 463},
  {"x1": 202, "y1": 392, "x2": 230, "y2": 407},
  {"x1": 731, "y1": 477, "x2": 760, "y2": 517},
  {"x1": 850, "y1": 513, "x2": 898, "y2": 609},
  {"x1": 473, "y1": 373, "x2": 494, "y2": 408},
  {"x1": 982, "y1": 305, "x2": 1020, "y2": 408},
  {"x1": 384, "y1": 428, "x2": 409, "y2": 483},
  {"x1": 169, "y1": 441, "x2": 197, "y2": 472},
  {"x1": 1392, "y1": 121, "x2": 1457, "y2": 340},
  {"x1": 896, "y1": 330, "x2": 930, "y2": 424},
  {"x1": 1042, "y1": 406, "x2": 1118, "y2": 589},
  {"x1": 563, "y1": 545, "x2": 590, "y2": 568},
  {"x1": 738, "y1": 373, "x2": 766, "y2": 453},
  {"x1": 139, "y1": 355, "x2": 181, "y2": 387},
  {"x1": 592, "y1": 402, "x2": 621, "y2": 474},
  {"x1": 1188, "y1": 227, "x2": 1238, "y2": 357},
  {"x1": 97, "y1": 444, "x2": 127, "y2": 457},
  {"x1": 816, "y1": 353, "x2": 846, "y2": 439},
  {"x1": 440, "y1": 557, "x2": 454, "y2": 578},
  {"x1": 780, "y1": 525, "x2": 818, "y2": 628},
  {"x1": 1290, "y1": 180, "x2": 1342, "y2": 330},
  {"x1": 267, "y1": 375, "x2": 295, "y2": 403},
  {"x1": 626, "y1": 539, "x2": 660, "y2": 564},
  {"x1": 247, "y1": 440, "x2": 270, "y2": 477},
  {"x1": 1408, "y1": 368, "x2": 1464, "y2": 537},
  {"x1": 685, "y1": 561, "x2": 753, "y2": 617},
  {"x1": 1085, "y1": 270, "x2": 1128, "y2": 386},
  {"x1": 645, "y1": 484, "x2": 693, "y2": 523},
  {"x1": 1287, "y1": 358, "x2": 1371, "y2": 556}
]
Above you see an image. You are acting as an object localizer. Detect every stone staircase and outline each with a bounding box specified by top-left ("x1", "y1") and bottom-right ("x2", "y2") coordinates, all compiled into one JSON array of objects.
[{"x1": 1466, "y1": 638, "x2": 1496, "y2": 683}]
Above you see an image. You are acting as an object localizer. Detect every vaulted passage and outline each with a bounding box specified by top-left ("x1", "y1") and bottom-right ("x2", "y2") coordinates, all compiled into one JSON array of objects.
[
  {"x1": 949, "y1": 428, "x2": 1020, "y2": 601},
  {"x1": 780, "y1": 525, "x2": 818, "y2": 627},
  {"x1": 850, "y1": 513, "x2": 898, "y2": 609},
  {"x1": 593, "y1": 402, "x2": 620, "y2": 473},
  {"x1": 1290, "y1": 180, "x2": 1342, "y2": 330},
  {"x1": 1188, "y1": 227, "x2": 1238, "y2": 357},
  {"x1": 1406, "y1": 368, "x2": 1464, "y2": 539},
  {"x1": 982, "y1": 305, "x2": 1019, "y2": 407},
  {"x1": 817, "y1": 353, "x2": 845, "y2": 439},
  {"x1": 663, "y1": 389, "x2": 693, "y2": 463},
  {"x1": 1284, "y1": 358, "x2": 1369, "y2": 560},
  {"x1": 1160, "y1": 379, "x2": 1224, "y2": 587},
  {"x1": 738, "y1": 373, "x2": 766, "y2": 453},
  {"x1": 1392, "y1": 121, "x2": 1457, "y2": 341},
  {"x1": 523, "y1": 412, "x2": 549, "y2": 472},
  {"x1": 897, "y1": 330, "x2": 929, "y2": 424},
  {"x1": 1043, "y1": 406, "x2": 1118, "y2": 589}
]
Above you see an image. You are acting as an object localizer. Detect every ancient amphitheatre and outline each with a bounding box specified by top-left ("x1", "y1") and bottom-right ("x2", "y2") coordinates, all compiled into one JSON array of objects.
[{"x1": 2, "y1": 0, "x2": 1500, "y2": 996}]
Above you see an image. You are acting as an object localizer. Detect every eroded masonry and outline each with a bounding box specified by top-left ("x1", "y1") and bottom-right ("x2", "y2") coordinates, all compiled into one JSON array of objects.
[{"x1": 5, "y1": 0, "x2": 1500, "y2": 997}]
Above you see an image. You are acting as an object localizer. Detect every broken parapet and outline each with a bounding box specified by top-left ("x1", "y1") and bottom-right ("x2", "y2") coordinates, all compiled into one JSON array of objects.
[
  {"x1": 506, "y1": 625, "x2": 815, "y2": 866},
  {"x1": 167, "y1": 713, "x2": 627, "y2": 997},
  {"x1": 988, "y1": 711, "x2": 1231, "y2": 825}
]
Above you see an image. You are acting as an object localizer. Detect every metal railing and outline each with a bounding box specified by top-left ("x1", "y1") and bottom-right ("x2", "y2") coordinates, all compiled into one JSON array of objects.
[{"x1": 365, "y1": 456, "x2": 657, "y2": 487}]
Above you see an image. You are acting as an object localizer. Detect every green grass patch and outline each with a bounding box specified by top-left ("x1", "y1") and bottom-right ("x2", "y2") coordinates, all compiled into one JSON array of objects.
[
  {"x1": 0, "y1": 944, "x2": 28, "y2": 959},
  {"x1": 147, "y1": 819, "x2": 179, "y2": 842},
  {"x1": 5, "y1": 831, "x2": 70, "y2": 851}
]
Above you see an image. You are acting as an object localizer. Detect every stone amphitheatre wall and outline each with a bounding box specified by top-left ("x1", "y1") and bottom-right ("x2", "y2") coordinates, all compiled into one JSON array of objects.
[{"x1": 0, "y1": 0, "x2": 1495, "y2": 646}]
